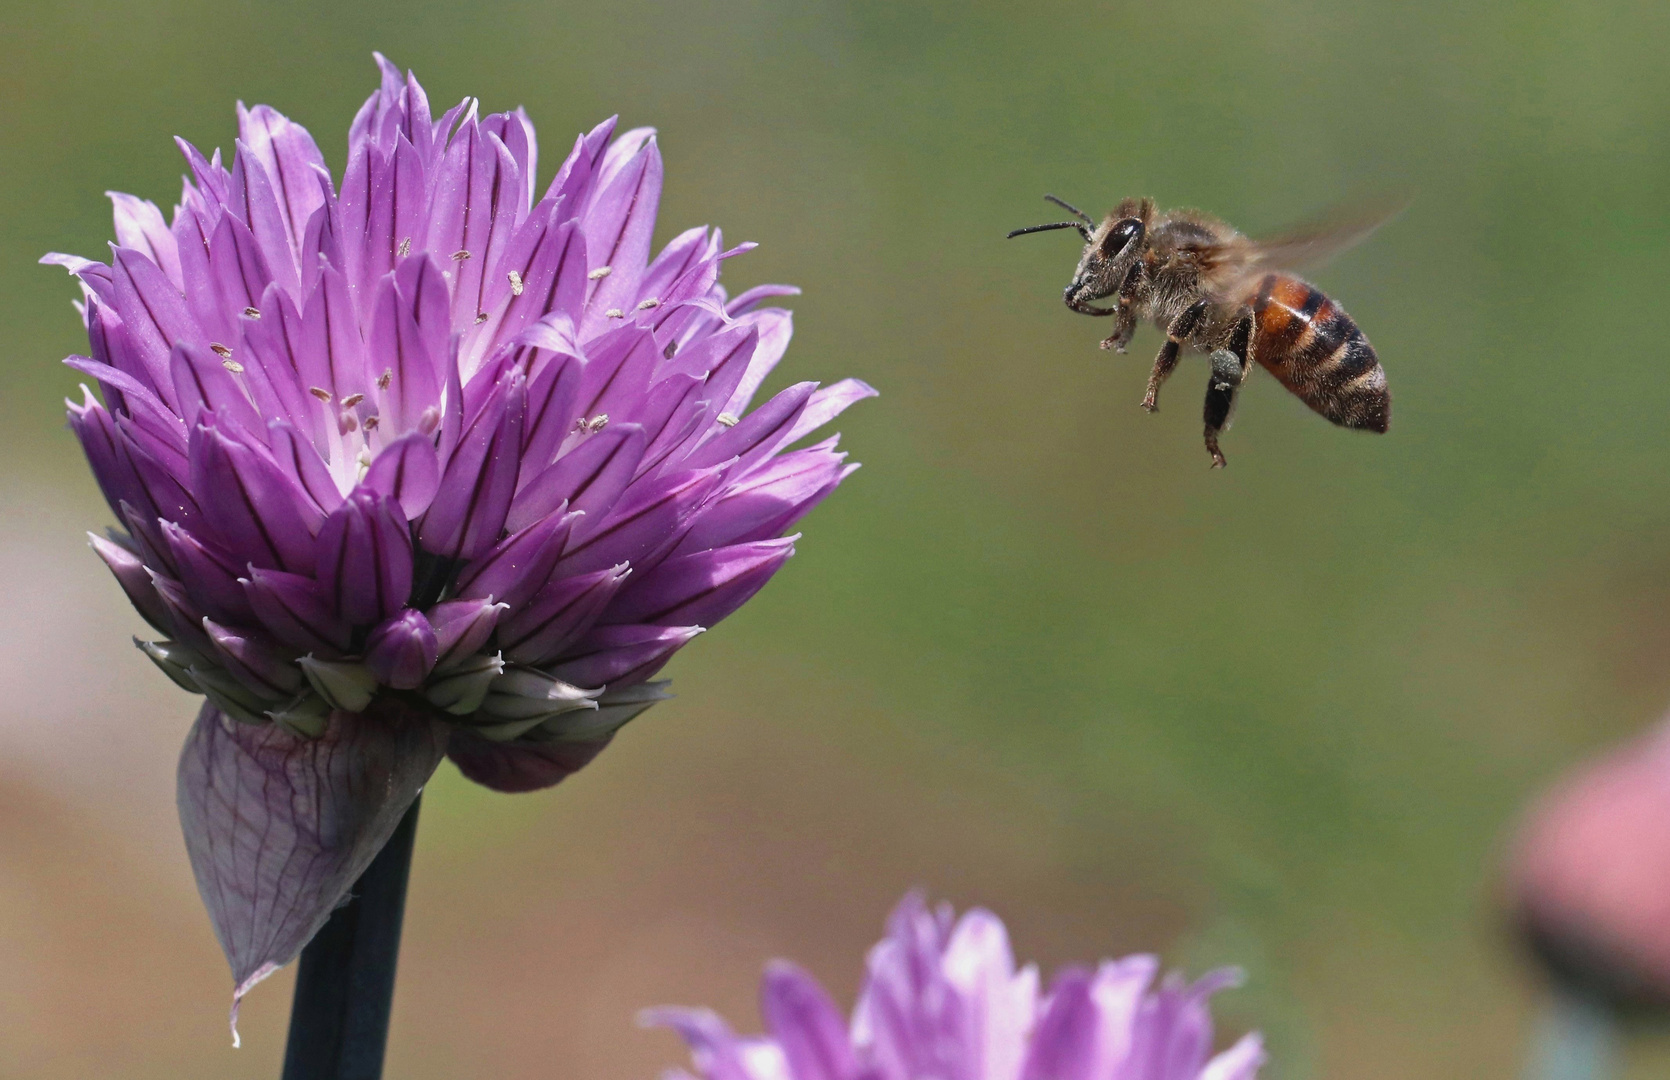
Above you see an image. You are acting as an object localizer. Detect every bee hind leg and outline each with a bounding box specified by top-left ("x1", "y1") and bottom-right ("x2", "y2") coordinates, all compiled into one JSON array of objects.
[
  {"x1": 1203, "y1": 313, "x2": 1254, "y2": 469},
  {"x1": 1140, "y1": 298, "x2": 1210, "y2": 412}
]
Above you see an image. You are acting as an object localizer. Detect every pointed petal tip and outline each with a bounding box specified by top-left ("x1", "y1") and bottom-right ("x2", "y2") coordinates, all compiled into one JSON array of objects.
[{"x1": 228, "y1": 960, "x2": 280, "y2": 1048}]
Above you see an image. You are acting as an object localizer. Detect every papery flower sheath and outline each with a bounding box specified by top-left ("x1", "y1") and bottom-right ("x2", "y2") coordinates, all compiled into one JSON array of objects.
[
  {"x1": 646, "y1": 892, "x2": 1266, "y2": 1080},
  {"x1": 47, "y1": 54, "x2": 872, "y2": 1028}
]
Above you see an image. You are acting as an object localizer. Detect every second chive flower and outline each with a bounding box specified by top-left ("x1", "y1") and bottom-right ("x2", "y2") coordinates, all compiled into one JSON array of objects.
[{"x1": 648, "y1": 892, "x2": 1266, "y2": 1080}]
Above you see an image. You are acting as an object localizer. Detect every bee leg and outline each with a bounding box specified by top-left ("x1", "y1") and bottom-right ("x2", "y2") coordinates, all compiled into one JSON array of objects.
[
  {"x1": 1203, "y1": 313, "x2": 1254, "y2": 469},
  {"x1": 1140, "y1": 299, "x2": 1209, "y2": 412},
  {"x1": 1100, "y1": 263, "x2": 1145, "y2": 353}
]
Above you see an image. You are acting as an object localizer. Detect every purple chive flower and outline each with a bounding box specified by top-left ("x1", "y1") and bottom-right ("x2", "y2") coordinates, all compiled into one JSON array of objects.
[
  {"x1": 645, "y1": 892, "x2": 1266, "y2": 1080},
  {"x1": 49, "y1": 54, "x2": 872, "y2": 1028}
]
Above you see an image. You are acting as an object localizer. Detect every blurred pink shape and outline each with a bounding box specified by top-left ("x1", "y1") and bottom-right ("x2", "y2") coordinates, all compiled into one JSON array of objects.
[{"x1": 1510, "y1": 716, "x2": 1670, "y2": 1010}]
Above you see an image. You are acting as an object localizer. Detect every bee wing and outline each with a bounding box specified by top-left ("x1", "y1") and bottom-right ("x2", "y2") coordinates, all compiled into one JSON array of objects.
[{"x1": 1208, "y1": 196, "x2": 1407, "y2": 304}]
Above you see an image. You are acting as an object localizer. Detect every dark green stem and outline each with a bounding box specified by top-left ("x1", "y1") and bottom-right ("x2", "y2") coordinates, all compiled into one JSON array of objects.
[{"x1": 281, "y1": 795, "x2": 422, "y2": 1080}]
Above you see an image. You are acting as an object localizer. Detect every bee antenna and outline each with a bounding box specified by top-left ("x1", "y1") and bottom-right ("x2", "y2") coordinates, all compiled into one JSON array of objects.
[
  {"x1": 1006, "y1": 221, "x2": 1093, "y2": 241},
  {"x1": 1043, "y1": 194, "x2": 1095, "y2": 226}
]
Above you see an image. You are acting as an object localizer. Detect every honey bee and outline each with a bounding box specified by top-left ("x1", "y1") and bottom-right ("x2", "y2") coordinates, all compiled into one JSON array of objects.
[{"x1": 1008, "y1": 195, "x2": 1394, "y2": 467}]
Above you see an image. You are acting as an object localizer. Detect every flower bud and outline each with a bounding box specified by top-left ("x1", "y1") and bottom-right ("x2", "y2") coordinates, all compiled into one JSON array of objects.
[
  {"x1": 135, "y1": 637, "x2": 205, "y2": 693},
  {"x1": 424, "y1": 651, "x2": 505, "y2": 715},
  {"x1": 363, "y1": 609, "x2": 439, "y2": 690},
  {"x1": 266, "y1": 692, "x2": 332, "y2": 739},
  {"x1": 298, "y1": 656, "x2": 378, "y2": 713},
  {"x1": 473, "y1": 666, "x2": 600, "y2": 741}
]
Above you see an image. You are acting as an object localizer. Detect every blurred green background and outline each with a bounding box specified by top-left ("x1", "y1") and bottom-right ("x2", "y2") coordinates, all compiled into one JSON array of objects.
[{"x1": 4, "y1": 0, "x2": 1670, "y2": 1076}]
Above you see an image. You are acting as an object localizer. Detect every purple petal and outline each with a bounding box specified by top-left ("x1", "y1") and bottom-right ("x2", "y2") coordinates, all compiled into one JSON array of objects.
[
  {"x1": 517, "y1": 346, "x2": 584, "y2": 476},
  {"x1": 202, "y1": 617, "x2": 306, "y2": 699},
  {"x1": 726, "y1": 283, "x2": 801, "y2": 316},
  {"x1": 363, "y1": 609, "x2": 439, "y2": 690},
  {"x1": 208, "y1": 213, "x2": 276, "y2": 334},
  {"x1": 427, "y1": 597, "x2": 507, "y2": 669},
  {"x1": 109, "y1": 192, "x2": 182, "y2": 287},
  {"x1": 368, "y1": 255, "x2": 448, "y2": 434},
  {"x1": 315, "y1": 488, "x2": 414, "y2": 626},
  {"x1": 543, "y1": 116, "x2": 616, "y2": 212},
  {"x1": 268, "y1": 419, "x2": 344, "y2": 513},
  {"x1": 444, "y1": 728, "x2": 613, "y2": 794},
  {"x1": 782, "y1": 379, "x2": 877, "y2": 445},
  {"x1": 363, "y1": 432, "x2": 442, "y2": 519},
  {"x1": 605, "y1": 538, "x2": 794, "y2": 628},
  {"x1": 941, "y1": 909, "x2": 1037, "y2": 1080},
  {"x1": 242, "y1": 567, "x2": 352, "y2": 653},
  {"x1": 1201, "y1": 1034, "x2": 1265, "y2": 1080},
  {"x1": 189, "y1": 419, "x2": 322, "y2": 572},
  {"x1": 229, "y1": 139, "x2": 302, "y2": 297},
  {"x1": 67, "y1": 388, "x2": 149, "y2": 520},
  {"x1": 723, "y1": 309, "x2": 794, "y2": 417},
  {"x1": 686, "y1": 382, "x2": 817, "y2": 474},
  {"x1": 499, "y1": 564, "x2": 630, "y2": 665},
  {"x1": 759, "y1": 961, "x2": 859, "y2": 1080},
  {"x1": 675, "y1": 442, "x2": 852, "y2": 554},
  {"x1": 507, "y1": 422, "x2": 646, "y2": 536},
  {"x1": 1018, "y1": 969, "x2": 1098, "y2": 1080},
  {"x1": 553, "y1": 464, "x2": 727, "y2": 579},
  {"x1": 419, "y1": 367, "x2": 526, "y2": 560},
  {"x1": 161, "y1": 520, "x2": 258, "y2": 625},
  {"x1": 170, "y1": 341, "x2": 265, "y2": 434},
  {"x1": 236, "y1": 103, "x2": 329, "y2": 256},
  {"x1": 550, "y1": 623, "x2": 702, "y2": 687},
  {"x1": 176, "y1": 702, "x2": 447, "y2": 1040},
  {"x1": 453, "y1": 507, "x2": 578, "y2": 611},
  {"x1": 111, "y1": 247, "x2": 200, "y2": 409},
  {"x1": 88, "y1": 530, "x2": 170, "y2": 631}
]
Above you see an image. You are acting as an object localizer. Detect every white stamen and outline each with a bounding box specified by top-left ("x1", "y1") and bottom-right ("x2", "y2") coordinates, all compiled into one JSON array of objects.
[
  {"x1": 242, "y1": 306, "x2": 261, "y2": 320},
  {"x1": 716, "y1": 412, "x2": 740, "y2": 428},
  {"x1": 397, "y1": 237, "x2": 412, "y2": 257},
  {"x1": 221, "y1": 359, "x2": 245, "y2": 373},
  {"x1": 636, "y1": 297, "x2": 660, "y2": 310},
  {"x1": 508, "y1": 269, "x2": 524, "y2": 296},
  {"x1": 209, "y1": 342, "x2": 233, "y2": 359},
  {"x1": 587, "y1": 265, "x2": 612, "y2": 280},
  {"x1": 341, "y1": 393, "x2": 365, "y2": 408},
  {"x1": 604, "y1": 308, "x2": 624, "y2": 319},
  {"x1": 309, "y1": 387, "x2": 333, "y2": 403}
]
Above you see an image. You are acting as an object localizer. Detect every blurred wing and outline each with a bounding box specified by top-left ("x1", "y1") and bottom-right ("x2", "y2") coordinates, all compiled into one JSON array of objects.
[{"x1": 1211, "y1": 196, "x2": 1407, "y2": 303}]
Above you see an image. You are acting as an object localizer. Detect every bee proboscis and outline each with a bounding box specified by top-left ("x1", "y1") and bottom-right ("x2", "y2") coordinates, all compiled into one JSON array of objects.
[{"x1": 1009, "y1": 195, "x2": 1395, "y2": 467}]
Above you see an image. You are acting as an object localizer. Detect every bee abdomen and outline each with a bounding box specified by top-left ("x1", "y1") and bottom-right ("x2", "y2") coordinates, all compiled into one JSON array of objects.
[{"x1": 1252, "y1": 274, "x2": 1389, "y2": 434}]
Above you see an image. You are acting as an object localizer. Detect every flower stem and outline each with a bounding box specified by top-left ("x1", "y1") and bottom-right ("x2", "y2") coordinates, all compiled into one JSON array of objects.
[
  {"x1": 1523, "y1": 988, "x2": 1619, "y2": 1080},
  {"x1": 281, "y1": 794, "x2": 422, "y2": 1080}
]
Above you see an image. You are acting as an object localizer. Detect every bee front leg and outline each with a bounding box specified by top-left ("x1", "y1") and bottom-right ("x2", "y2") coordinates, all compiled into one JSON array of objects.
[
  {"x1": 1140, "y1": 298, "x2": 1210, "y2": 412},
  {"x1": 1100, "y1": 263, "x2": 1145, "y2": 353}
]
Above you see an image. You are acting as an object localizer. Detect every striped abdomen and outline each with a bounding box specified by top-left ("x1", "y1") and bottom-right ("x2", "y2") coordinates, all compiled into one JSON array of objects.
[{"x1": 1251, "y1": 274, "x2": 1389, "y2": 433}]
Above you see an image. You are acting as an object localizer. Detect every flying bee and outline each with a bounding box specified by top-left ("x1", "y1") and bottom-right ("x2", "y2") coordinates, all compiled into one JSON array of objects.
[{"x1": 1008, "y1": 195, "x2": 1395, "y2": 467}]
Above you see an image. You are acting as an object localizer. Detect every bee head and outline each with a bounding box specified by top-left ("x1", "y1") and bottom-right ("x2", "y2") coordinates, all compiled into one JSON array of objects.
[{"x1": 1066, "y1": 215, "x2": 1144, "y2": 306}]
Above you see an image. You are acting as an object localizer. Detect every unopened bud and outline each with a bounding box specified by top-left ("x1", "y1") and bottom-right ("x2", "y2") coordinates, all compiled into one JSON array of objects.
[
  {"x1": 135, "y1": 638, "x2": 205, "y2": 694},
  {"x1": 424, "y1": 651, "x2": 505, "y2": 715},
  {"x1": 266, "y1": 692, "x2": 332, "y2": 739},
  {"x1": 298, "y1": 656, "x2": 378, "y2": 713},
  {"x1": 188, "y1": 662, "x2": 270, "y2": 724},
  {"x1": 542, "y1": 680, "x2": 672, "y2": 743}
]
